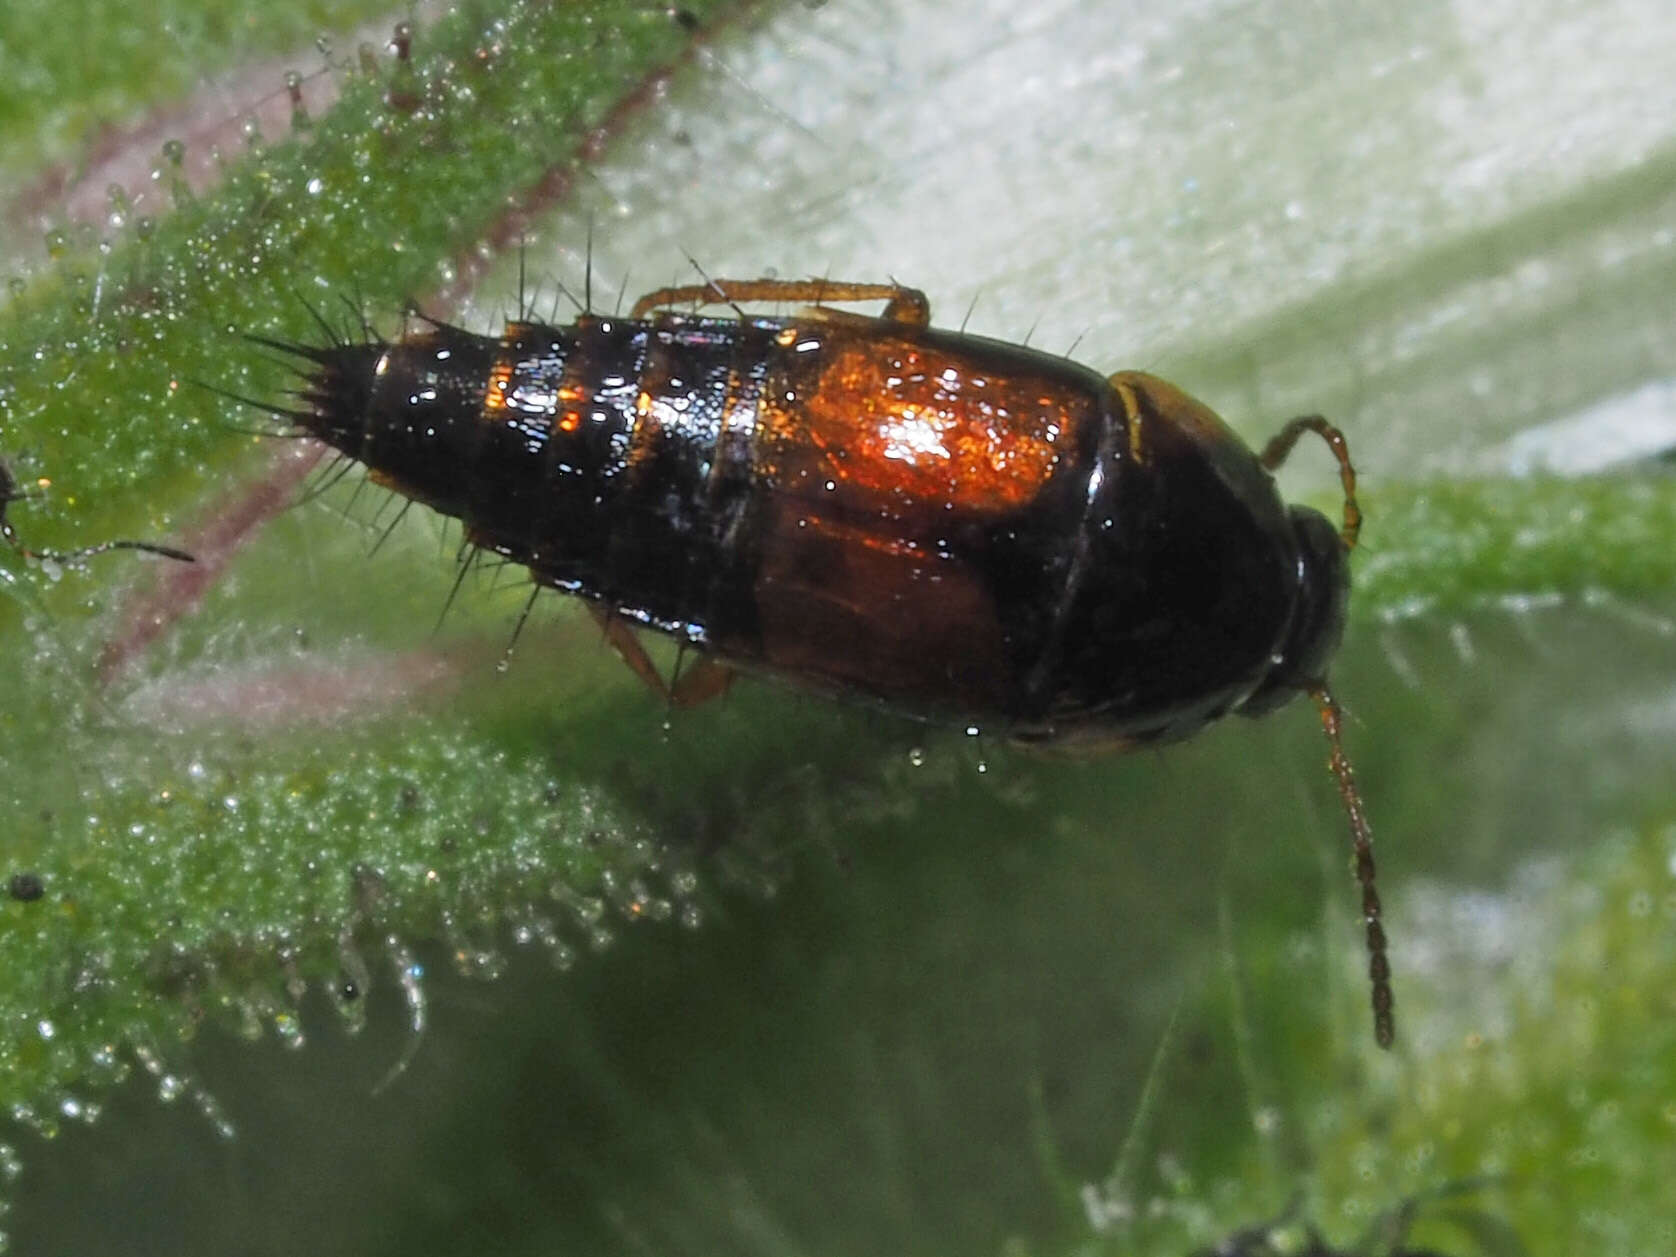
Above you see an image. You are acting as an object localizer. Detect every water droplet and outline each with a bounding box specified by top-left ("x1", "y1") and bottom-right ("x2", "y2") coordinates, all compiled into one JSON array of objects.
[
  {"x1": 87, "y1": 1044, "x2": 127, "y2": 1085},
  {"x1": 273, "y1": 1011, "x2": 305, "y2": 1049},
  {"x1": 104, "y1": 184, "x2": 130, "y2": 230},
  {"x1": 193, "y1": 1089, "x2": 236, "y2": 1141},
  {"x1": 390, "y1": 941, "x2": 427, "y2": 1035},
  {"x1": 335, "y1": 938, "x2": 373, "y2": 1032}
]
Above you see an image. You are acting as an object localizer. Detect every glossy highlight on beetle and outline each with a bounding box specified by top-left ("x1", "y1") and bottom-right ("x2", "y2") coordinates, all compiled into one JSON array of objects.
[{"x1": 246, "y1": 276, "x2": 1392, "y2": 1047}]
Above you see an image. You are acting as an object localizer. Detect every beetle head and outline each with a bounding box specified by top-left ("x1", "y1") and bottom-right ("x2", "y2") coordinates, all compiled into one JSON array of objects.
[{"x1": 1240, "y1": 505, "x2": 1349, "y2": 715}]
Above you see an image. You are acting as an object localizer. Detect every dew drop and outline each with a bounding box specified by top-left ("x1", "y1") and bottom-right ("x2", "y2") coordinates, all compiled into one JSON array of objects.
[
  {"x1": 193, "y1": 1089, "x2": 236, "y2": 1141},
  {"x1": 104, "y1": 184, "x2": 130, "y2": 230},
  {"x1": 390, "y1": 940, "x2": 427, "y2": 1037},
  {"x1": 273, "y1": 1011, "x2": 305, "y2": 1049}
]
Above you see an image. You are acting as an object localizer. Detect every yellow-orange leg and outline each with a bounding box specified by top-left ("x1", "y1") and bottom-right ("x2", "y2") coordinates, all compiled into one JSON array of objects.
[
  {"x1": 588, "y1": 606, "x2": 735, "y2": 708},
  {"x1": 1259, "y1": 415, "x2": 1362, "y2": 550},
  {"x1": 629, "y1": 278, "x2": 932, "y2": 328}
]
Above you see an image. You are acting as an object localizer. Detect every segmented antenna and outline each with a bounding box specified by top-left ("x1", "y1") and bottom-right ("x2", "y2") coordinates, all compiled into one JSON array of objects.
[{"x1": 1311, "y1": 683, "x2": 1393, "y2": 1048}]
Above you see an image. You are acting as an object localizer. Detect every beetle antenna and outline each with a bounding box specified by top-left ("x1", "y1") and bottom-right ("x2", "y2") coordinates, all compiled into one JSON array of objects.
[
  {"x1": 1311, "y1": 683, "x2": 1393, "y2": 1048},
  {"x1": 1259, "y1": 415, "x2": 1361, "y2": 549}
]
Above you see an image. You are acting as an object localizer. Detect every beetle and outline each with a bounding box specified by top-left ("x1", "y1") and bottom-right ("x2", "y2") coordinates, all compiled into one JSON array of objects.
[{"x1": 248, "y1": 276, "x2": 1392, "y2": 1046}]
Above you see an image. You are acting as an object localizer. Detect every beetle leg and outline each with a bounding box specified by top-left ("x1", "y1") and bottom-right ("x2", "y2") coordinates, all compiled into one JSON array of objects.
[
  {"x1": 629, "y1": 279, "x2": 931, "y2": 327},
  {"x1": 588, "y1": 605, "x2": 671, "y2": 700},
  {"x1": 587, "y1": 606, "x2": 735, "y2": 708},
  {"x1": 668, "y1": 654, "x2": 736, "y2": 708},
  {"x1": 1259, "y1": 415, "x2": 1361, "y2": 549}
]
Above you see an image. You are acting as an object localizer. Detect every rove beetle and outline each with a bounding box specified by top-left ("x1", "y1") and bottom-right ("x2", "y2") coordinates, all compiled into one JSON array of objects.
[{"x1": 247, "y1": 276, "x2": 1391, "y2": 1047}]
